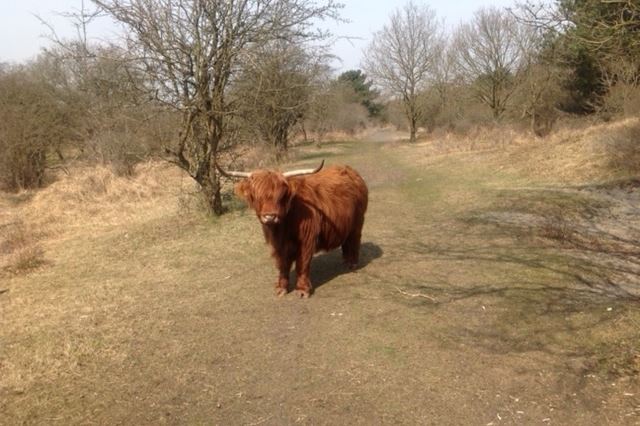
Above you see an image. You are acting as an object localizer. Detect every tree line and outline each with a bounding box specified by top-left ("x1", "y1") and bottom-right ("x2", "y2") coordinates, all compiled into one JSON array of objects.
[
  {"x1": 365, "y1": 0, "x2": 640, "y2": 142},
  {"x1": 1, "y1": 0, "x2": 638, "y2": 214}
]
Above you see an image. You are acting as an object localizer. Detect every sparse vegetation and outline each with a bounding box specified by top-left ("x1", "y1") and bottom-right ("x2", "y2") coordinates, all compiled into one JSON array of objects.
[
  {"x1": 0, "y1": 65, "x2": 74, "y2": 191},
  {"x1": 303, "y1": 76, "x2": 371, "y2": 141},
  {"x1": 363, "y1": 1, "x2": 443, "y2": 142},
  {"x1": 2, "y1": 0, "x2": 640, "y2": 423},
  {"x1": 603, "y1": 119, "x2": 640, "y2": 176},
  {"x1": 0, "y1": 0, "x2": 637, "y2": 210},
  {"x1": 452, "y1": 7, "x2": 533, "y2": 119},
  {"x1": 0, "y1": 221, "x2": 45, "y2": 275},
  {"x1": 3, "y1": 128, "x2": 640, "y2": 423},
  {"x1": 234, "y1": 41, "x2": 326, "y2": 158}
]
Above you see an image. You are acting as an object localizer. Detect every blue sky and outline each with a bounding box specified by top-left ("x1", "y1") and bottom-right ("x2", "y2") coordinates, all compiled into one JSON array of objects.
[{"x1": 1, "y1": 0, "x2": 516, "y2": 71}]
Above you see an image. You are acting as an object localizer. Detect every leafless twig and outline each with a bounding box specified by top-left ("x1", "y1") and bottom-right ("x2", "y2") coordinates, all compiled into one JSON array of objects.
[{"x1": 395, "y1": 287, "x2": 438, "y2": 302}]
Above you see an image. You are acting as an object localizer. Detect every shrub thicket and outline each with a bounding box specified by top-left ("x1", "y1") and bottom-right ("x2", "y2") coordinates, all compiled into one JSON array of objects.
[{"x1": 0, "y1": 66, "x2": 72, "y2": 191}]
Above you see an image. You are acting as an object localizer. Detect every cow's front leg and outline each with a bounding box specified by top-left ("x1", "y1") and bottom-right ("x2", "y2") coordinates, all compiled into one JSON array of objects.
[
  {"x1": 294, "y1": 243, "x2": 314, "y2": 298},
  {"x1": 275, "y1": 254, "x2": 294, "y2": 297}
]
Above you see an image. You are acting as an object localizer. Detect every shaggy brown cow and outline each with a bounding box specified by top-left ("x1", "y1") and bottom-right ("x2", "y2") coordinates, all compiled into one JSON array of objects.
[{"x1": 219, "y1": 160, "x2": 368, "y2": 298}]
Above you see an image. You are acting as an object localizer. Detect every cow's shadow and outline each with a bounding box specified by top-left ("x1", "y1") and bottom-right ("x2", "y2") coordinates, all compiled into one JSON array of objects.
[{"x1": 291, "y1": 242, "x2": 383, "y2": 292}]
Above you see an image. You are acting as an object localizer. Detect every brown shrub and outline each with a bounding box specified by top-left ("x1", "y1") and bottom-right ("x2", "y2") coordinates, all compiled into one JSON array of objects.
[
  {"x1": 0, "y1": 67, "x2": 71, "y2": 191},
  {"x1": 538, "y1": 213, "x2": 575, "y2": 245},
  {"x1": 601, "y1": 82, "x2": 640, "y2": 118},
  {"x1": 0, "y1": 221, "x2": 45, "y2": 275},
  {"x1": 603, "y1": 120, "x2": 640, "y2": 176}
]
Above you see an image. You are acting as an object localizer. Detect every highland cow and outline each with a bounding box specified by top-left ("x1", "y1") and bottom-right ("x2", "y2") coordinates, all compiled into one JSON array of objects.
[{"x1": 219, "y1": 160, "x2": 368, "y2": 297}]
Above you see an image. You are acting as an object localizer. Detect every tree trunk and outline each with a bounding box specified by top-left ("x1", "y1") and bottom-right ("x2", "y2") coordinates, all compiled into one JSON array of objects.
[
  {"x1": 530, "y1": 112, "x2": 538, "y2": 136},
  {"x1": 409, "y1": 115, "x2": 417, "y2": 143},
  {"x1": 275, "y1": 141, "x2": 288, "y2": 161},
  {"x1": 273, "y1": 125, "x2": 289, "y2": 161},
  {"x1": 200, "y1": 170, "x2": 224, "y2": 216},
  {"x1": 405, "y1": 95, "x2": 418, "y2": 143},
  {"x1": 206, "y1": 107, "x2": 224, "y2": 215}
]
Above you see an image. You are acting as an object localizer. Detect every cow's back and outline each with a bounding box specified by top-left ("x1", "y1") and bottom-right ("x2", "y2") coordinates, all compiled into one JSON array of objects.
[{"x1": 291, "y1": 165, "x2": 368, "y2": 251}]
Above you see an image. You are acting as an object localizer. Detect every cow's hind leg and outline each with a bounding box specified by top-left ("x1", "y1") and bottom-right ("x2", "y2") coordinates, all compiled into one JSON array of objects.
[{"x1": 342, "y1": 223, "x2": 363, "y2": 270}]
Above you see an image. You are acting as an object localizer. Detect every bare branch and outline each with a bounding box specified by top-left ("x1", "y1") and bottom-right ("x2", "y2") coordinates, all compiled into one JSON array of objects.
[
  {"x1": 363, "y1": 1, "x2": 443, "y2": 142},
  {"x1": 90, "y1": 0, "x2": 341, "y2": 214},
  {"x1": 452, "y1": 7, "x2": 533, "y2": 119}
]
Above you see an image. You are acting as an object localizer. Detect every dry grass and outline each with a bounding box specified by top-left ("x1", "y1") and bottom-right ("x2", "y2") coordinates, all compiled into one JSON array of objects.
[
  {"x1": 410, "y1": 117, "x2": 640, "y2": 186},
  {"x1": 0, "y1": 160, "x2": 197, "y2": 277},
  {"x1": 418, "y1": 124, "x2": 528, "y2": 153},
  {"x1": 603, "y1": 119, "x2": 640, "y2": 176},
  {"x1": 0, "y1": 221, "x2": 45, "y2": 275},
  {"x1": 2, "y1": 121, "x2": 640, "y2": 424},
  {"x1": 504, "y1": 117, "x2": 640, "y2": 184},
  {"x1": 538, "y1": 210, "x2": 576, "y2": 244},
  {"x1": 16, "y1": 162, "x2": 194, "y2": 232}
]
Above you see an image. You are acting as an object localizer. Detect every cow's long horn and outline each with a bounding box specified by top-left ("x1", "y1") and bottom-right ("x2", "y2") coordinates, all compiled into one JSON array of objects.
[
  {"x1": 216, "y1": 163, "x2": 251, "y2": 179},
  {"x1": 283, "y1": 160, "x2": 325, "y2": 178}
]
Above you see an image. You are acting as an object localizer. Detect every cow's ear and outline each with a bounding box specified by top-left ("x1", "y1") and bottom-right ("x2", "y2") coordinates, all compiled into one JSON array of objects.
[{"x1": 235, "y1": 179, "x2": 253, "y2": 203}]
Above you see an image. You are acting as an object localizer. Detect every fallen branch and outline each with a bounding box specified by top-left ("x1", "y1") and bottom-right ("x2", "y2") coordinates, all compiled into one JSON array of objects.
[
  {"x1": 246, "y1": 415, "x2": 273, "y2": 426},
  {"x1": 395, "y1": 287, "x2": 437, "y2": 302}
]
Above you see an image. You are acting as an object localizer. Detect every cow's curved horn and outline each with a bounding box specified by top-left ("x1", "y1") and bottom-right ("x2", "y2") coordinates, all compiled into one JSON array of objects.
[
  {"x1": 216, "y1": 163, "x2": 251, "y2": 179},
  {"x1": 283, "y1": 160, "x2": 325, "y2": 178}
]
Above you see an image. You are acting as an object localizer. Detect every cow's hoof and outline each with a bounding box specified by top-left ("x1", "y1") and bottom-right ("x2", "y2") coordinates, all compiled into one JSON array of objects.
[
  {"x1": 275, "y1": 287, "x2": 288, "y2": 297},
  {"x1": 294, "y1": 289, "x2": 310, "y2": 298},
  {"x1": 344, "y1": 261, "x2": 358, "y2": 270}
]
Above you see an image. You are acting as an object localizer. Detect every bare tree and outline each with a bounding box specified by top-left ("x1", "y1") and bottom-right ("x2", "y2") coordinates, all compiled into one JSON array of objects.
[
  {"x1": 516, "y1": 62, "x2": 567, "y2": 135},
  {"x1": 427, "y1": 40, "x2": 461, "y2": 128},
  {"x1": 92, "y1": 0, "x2": 341, "y2": 215},
  {"x1": 304, "y1": 77, "x2": 369, "y2": 141},
  {"x1": 0, "y1": 65, "x2": 74, "y2": 191},
  {"x1": 453, "y1": 7, "x2": 533, "y2": 119},
  {"x1": 234, "y1": 41, "x2": 328, "y2": 159},
  {"x1": 363, "y1": 1, "x2": 442, "y2": 143}
]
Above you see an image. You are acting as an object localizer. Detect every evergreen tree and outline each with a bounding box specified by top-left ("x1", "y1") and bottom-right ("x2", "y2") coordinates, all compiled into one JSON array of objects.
[{"x1": 337, "y1": 70, "x2": 383, "y2": 118}]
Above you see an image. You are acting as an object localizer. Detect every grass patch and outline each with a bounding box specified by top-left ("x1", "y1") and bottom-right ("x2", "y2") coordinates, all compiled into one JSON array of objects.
[
  {"x1": 603, "y1": 119, "x2": 640, "y2": 177},
  {"x1": 0, "y1": 221, "x2": 45, "y2": 275},
  {"x1": 591, "y1": 340, "x2": 640, "y2": 378}
]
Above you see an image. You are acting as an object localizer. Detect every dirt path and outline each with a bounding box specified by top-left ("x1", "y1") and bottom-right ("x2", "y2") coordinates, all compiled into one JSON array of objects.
[{"x1": 1, "y1": 138, "x2": 639, "y2": 424}]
